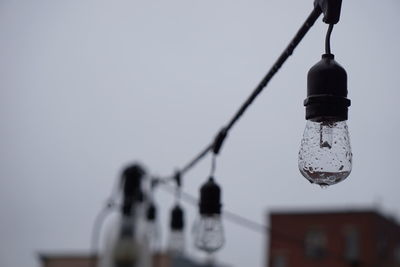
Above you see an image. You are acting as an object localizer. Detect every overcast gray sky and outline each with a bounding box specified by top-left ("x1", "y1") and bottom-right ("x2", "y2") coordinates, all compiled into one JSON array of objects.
[{"x1": 1, "y1": 0, "x2": 400, "y2": 267}]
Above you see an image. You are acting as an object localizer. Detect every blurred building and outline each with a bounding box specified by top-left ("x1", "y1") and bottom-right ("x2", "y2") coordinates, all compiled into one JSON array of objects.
[
  {"x1": 38, "y1": 253, "x2": 228, "y2": 267},
  {"x1": 268, "y1": 209, "x2": 400, "y2": 267},
  {"x1": 39, "y1": 253, "x2": 97, "y2": 267}
]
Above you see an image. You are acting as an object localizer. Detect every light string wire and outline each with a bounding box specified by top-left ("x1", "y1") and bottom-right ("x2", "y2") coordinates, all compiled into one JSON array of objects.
[
  {"x1": 169, "y1": 6, "x2": 322, "y2": 182},
  {"x1": 325, "y1": 24, "x2": 334, "y2": 54},
  {"x1": 91, "y1": 5, "x2": 356, "y2": 266}
]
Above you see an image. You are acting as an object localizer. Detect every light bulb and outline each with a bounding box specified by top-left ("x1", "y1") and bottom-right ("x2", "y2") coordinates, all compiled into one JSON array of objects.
[
  {"x1": 194, "y1": 177, "x2": 225, "y2": 253},
  {"x1": 112, "y1": 224, "x2": 139, "y2": 267},
  {"x1": 168, "y1": 230, "x2": 185, "y2": 254},
  {"x1": 298, "y1": 120, "x2": 352, "y2": 187},
  {"x1": 145, "y1": 203, "x2": 161, "y2": 253},
  {"x1": 101, "y1": 214, "x2": 141, "y2": 267},
  {"x1": 101, "y1": 204, "x2": 152, "y2": 267},
  {"x1": 145, "y1": 221, "x2": 160, "y2": 253},
  {"x1": 194, "y1": 214, "x2": 225, "y2": 253},
  {"x1": 168, "y1": 205, "x2": 185, "y2": 255}
]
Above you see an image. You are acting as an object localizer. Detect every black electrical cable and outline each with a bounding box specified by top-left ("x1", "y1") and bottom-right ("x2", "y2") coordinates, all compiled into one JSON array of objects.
[
  {"x1": 181, "y1": 143, "x2": 214, "y2": 175},
  {"x1": 177, "y1": 7, "x2": 322, "y2": 179},
  {"x1": 325, "y1": 24, "x2": 334, "y2": 54}
]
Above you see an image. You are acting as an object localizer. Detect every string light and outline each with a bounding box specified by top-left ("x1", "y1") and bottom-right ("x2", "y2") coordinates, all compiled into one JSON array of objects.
[
  {"x1": 145, "y1": 202, "x2": 161, "y2": 253},
  {"x1": 193, "y1": 176, "x2": 224, "y2": 254},
  {"x1": 99, "y1": 164, "x2": 153, "y2": 267},
  {"x1": 168, "y1": 204, "x2": 186, "y2": 255},
  {"x1": 298, "y1": 25, "x2": 352, "y2": 187},
  {"x1": 92, "y1": 0, "x2": 354, "y2": 265},
  {"x1": 167, "y1": 172, "x2": 186, "y2": 255}
]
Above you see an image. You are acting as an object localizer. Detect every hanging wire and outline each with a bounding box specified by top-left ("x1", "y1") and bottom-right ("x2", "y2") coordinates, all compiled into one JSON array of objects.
[
  {"x1": 209, "y1": 154, "x2": 217, "y2": 178},
  {"x1": 168, "y1": 7, "x2": 322, "y2": 181},
  {"x1": 173, "y1": 171, "x2": 182, "y2": 203},
  {"x1": 325, "y1": 24, "x2": 334, "y2": 54}
]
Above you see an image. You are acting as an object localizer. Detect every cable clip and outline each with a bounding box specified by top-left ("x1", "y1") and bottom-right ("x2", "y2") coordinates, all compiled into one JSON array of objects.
[
  {"x1": 213, "y1": 128, "x2": 228, "y2": 155},
  {"x1": 174, "y1": 171, "x2": 182, "y2": 188},
  {"x1": 314, "y1": 0, "x2": 343, "y2": 24}
]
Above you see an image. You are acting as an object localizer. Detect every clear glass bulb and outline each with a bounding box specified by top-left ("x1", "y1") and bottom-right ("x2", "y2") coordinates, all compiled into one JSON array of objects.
[
  {"x1": 193, "y1": 215, "x2": 225, "y2": 253},
  {"x1": 112, "y1": 225, "x2": 139, "y2": 267},
  {"x1": 145, "y1": 220, "x2": 161, "y2": 253},
  {"x1": 168, "y1": 230, "x2": 185, "y2": 255},
  {"x1": 298, "y1": 120, "x2": 352, "y2": 187},
  {"x1": 101, "y1": 206, "x2": 152, "y2": 267},
  {"x1": 101, "y1": 215, "x2": 140, "y2": 267}
]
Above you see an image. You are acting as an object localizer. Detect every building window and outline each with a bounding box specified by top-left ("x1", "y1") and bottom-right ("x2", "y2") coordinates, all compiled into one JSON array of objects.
[
  {"x1": 304, "y1": 229, "x2": 327, "y2": 259},
  {"x1": 393, "y1": 245, "x2": 400, "y2": 263},
  {"x1": 271, "y1": 254, "x2": 286, "y2": 267},
  {"x1": 344, "y1": 227, "x2": 359, "y2": 262}
]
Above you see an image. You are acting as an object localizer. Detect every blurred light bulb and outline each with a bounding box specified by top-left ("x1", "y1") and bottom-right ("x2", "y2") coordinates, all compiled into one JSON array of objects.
[
  {"x1": 168, "y1": 230, "x2": 185, "y2": 254},
  {"x1": 112, "y1": 227, "x2": 139, "y2": 267},
  {"x1": 194, "y1": 214, "x2": 225, "y2": 253},
  {"x1": 101, "y1": 206, "x2": 152, "y2": 267},
  {"x1": 102, "y1": 215, "x2": 140, "y2": 267},
  {"x1": 145, "y1": 203, "x2": 161, "y2": 253},
  {"x1": 168, "y1": 205, "x2": 185, "y2": 255},
  {"x1": 298, "y1": 120, "x2": 352, "y2": 187},
  {"x1": 194, "y1": 177, "x2": 225, "y2": 253}
]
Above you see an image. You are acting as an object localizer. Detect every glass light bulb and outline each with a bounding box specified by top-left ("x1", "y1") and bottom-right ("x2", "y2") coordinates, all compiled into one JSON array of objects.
[
  {"x1": 101, "y1": 206, "x2": 152, "y2": 267},
  {"x1": 193, "y1": 215, "x2": 225, "y2": 253},
  {"x1": 145, "y1": 221, "x2": 161, "y2": 253},
  {"x1": 168, "y1": 230, "x2": 185, "y2": 255},
  {"x1": 298, "y1": 120, "x2": 352, "y2": 187},
  {"x1": 112, "y1": 235, "x2": 139, "y2": 267}
]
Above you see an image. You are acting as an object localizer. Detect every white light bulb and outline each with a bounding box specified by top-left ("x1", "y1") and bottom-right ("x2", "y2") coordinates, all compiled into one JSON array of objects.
[
  {"x1": 194, "y1": 215, "x2": 225, "y2": 253},
  {"x1": 298, "y1": 120, "x2": 352, "y2": 187},
  {"x1": 168, "y1": 230, "x2": 185, "y2": 255},
  {"x1": 112, "y1": 235, "x2": 139, "y2": 267},
  {"x1": 101, "y1": 206, "x2": 152, "y2": 267},
  {"x1": 145, "y1": 220, "x2": 161, "y2": 253}
]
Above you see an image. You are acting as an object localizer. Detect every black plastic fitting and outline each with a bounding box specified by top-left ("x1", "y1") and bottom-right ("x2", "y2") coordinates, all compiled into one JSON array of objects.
[
  {"x1": 174, "y1": 171, "x2": 182, "y2": 188},
  {"x1": 199, "y1": 177, "x2": 222, "y2": 215},
  {"x1": 146, "y1": 202, "x2": 157, "y2": 221},
  {"x1": 213, "y1": 128, "x2": 228, "y2": 155},
  {"x1": 305, "y1": 54, "x2": 350, "y2": 122},
  {"x1": 170, "y1": 205, "x2": 185, "y2": 230},
  {"x1": 120, "y1": 163, "x2": 146, "y2": 215},
  {"x1": 314, "y1": 0, "x2": 343, "y2": 24}
]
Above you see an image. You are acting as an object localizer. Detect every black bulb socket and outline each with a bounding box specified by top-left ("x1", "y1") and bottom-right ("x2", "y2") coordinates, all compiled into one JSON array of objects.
[
  {"x1": 170, "y1": 205, "x2": 185, "y2": 231},
  {"x1": 199, "y1": 177, "x2": 222, "y2": 216},
  {"x1": 146, "y1": 202, "x2": 157, "y2": 221},
  {"x1": 121, "y1": 164, "x2": 145, "y2": 199},
  {"x1": 120, "y1": 164, "x2": 146, "y2": 215},
  {"x1": 304, "y1": 54, "x2": 351, "y2": 122}
]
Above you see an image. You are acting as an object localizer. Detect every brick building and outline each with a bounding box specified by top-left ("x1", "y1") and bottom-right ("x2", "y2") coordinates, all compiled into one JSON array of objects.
[
  {"x1": 268, "y1": 209, "x2": 400, "y2": 267},
  {"x1": 39, "y1": 253, "x2": 97, "y2": 267},
  {"x1": 38, "y1": 253, "x2": 228, "y2": 267}
]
